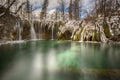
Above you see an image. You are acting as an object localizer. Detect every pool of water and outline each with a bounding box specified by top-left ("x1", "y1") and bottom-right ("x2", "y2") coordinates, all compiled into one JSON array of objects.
[{"x1": 0, "y1": 40, "x2": 120, "y2": 80}]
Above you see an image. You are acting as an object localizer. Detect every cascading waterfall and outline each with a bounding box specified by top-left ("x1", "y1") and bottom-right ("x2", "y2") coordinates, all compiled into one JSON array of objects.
[
  {"x1": 95, "y1": 23, "x2": 109, "y2": 42},
  {"x1": 80, "y1": 26, "x2": 86, "y2": 41},
  {"x1": 31, "y1": 21, "x2": 37, "y2": 40},
  {"x1": 99, "y1": 25, "x2": 109, "y2": 42}
]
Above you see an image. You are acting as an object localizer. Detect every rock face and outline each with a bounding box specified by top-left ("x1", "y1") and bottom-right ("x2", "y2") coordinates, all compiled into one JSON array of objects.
[
  {"x1": 12, "y1": 20, "x2": 60, "y2": 40},
  {"x1": 110, "y1": 34, "x2": 120, "y2": 42},
  {"x1": 57, "y1": 21, "x2": 73, "y2": 40},
  {"x1": 79, "y1": 23, "x2": 101, "y2": 42},
  {"x1": 57, "y1": 16, "x2": 120, "y2": 42},
  {"x1": 0, "y1": 5, "x2": 119, "y2": 43},
  {"x1": 57, "y1": 20, "x2": 101, "y2": 42},
  {"x1": 0, "y1": 6, "x2": 18, "y2": 41},
  {"x1": 0, "y1": 18, "x2": 61, "y2": 41}
]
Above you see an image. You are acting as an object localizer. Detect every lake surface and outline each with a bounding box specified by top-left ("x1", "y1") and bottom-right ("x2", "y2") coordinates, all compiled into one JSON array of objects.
[{"x1": 0, "y1": 40, "x2": 120, "y2": 80}]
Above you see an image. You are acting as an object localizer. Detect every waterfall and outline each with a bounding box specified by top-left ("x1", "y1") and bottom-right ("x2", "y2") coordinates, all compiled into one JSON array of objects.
[
  {"x1": 18, "y1": 22, "x2": 22, "y2": 40},
  {"x1": 16, "y1": 22, "x2": 22, "y2": 41},
  {"x1": 31, "y1": 21, "x2": 37, "y2": 40},
  {"x1": 40, "y1": 23, "x2": 43, "y2": 40},
  {"x1": 80, "y1": 26, "x2": 86, "y2": 41},
  {"x1": 51, "y1": 23, "x2": 54, "y2": 40},
  {"x1": 95, "y1": 23, "x2": 109, "y2": 43},
  {"x1": 38, "y1": 23, "x2": 41, "y2": 39},
  {"x1": 99, "y1": 25, "x2": 109, "y2": 42}
]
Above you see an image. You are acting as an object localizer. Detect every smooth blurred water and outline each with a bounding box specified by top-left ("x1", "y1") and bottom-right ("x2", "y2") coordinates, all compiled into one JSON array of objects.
[{"x1": 0, "y1": 41, "x2": 120, "y2": 80}]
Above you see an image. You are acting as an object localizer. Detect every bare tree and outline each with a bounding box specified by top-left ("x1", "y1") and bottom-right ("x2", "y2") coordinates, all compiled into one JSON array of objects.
[
  {"x1": 74, "y1": 0, "x2": 79, "y2": 20},
  {"x1": 7, "y1": 0, "x2": 10, "y2": 7},
  {"x1": 58, "y1": 0, "x2": 67, "y2": 20},
  {"x1": 40, "y1": 0, "x2": 49, "y2": 20},
  {"x1": 25, "y1": 0, "x2": 32, "y2": 19},
  {"x1": 0, "y1": 0, "x2": 29, "y2": 18},
  {"x1": 96, "y1": 0, "x2": 120, "y2": 20},
  {"x1": 14, "y1": 2, "x2": 26, "y2": 14},
  {"x1": 0, "y1": 0, "x2": 16, "y2": 17},
  {"x1": 69, "y1": 0, "x2": 73, "y2": 20},
  {"x1": 0, "y1": 0, "x2": 5, "y2": 4},
  {"x1": 72, "y1": 0, "x2": 80, "y2": 20}
]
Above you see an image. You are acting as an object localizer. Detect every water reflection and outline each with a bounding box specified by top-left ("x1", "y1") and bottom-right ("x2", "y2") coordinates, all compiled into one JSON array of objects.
[
  {"x1": 29, "y1": 53, "x2": 43, "y2": 80},
  {"x1": 0, "y1": 41, "x2": 120, "y2": 80}
]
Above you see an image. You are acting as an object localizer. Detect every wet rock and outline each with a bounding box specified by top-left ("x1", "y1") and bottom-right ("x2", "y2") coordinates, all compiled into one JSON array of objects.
[{"x1": 110, "y1": 34, "x2": 120, "y2": 42}]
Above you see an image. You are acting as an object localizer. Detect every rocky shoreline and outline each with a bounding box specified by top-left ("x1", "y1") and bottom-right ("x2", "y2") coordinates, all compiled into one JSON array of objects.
[{"x1": 0, "y1": 39, "x2": 120, "y2": 46}]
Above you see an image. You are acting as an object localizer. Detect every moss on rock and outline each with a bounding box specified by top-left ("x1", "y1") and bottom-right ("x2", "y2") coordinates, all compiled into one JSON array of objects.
[{"x1": 103, "y1": 21, "x2": 112, "y2": 38}]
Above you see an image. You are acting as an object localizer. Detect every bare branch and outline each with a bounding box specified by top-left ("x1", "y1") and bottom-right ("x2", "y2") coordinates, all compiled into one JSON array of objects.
[
  {"x1": 14, "y1": 2, "x2": 26, "y2": 14},
  {"x1": 5, "y1": 0, "x2": 16, "y2": 12},
  {"x1": 0, "y1": 0, "x2": 16, "y2": 17}
]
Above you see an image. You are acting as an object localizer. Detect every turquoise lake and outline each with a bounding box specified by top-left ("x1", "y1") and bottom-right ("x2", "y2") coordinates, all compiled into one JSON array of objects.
[{"x1": 0, "y1": 40, "x2": 120, "y2": 80}]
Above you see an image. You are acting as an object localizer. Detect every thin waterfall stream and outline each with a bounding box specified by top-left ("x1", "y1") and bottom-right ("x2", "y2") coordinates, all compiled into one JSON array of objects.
[
  {"x1": 51, "y1": 23, "x2": 54, "y2": 40},
  {"x1": 15, "y1": 21, "x2": 22, "y2": 41},
  {"x1": 18, "y1": 22, "x2": 22, "y2": 41},
  {"x1": 31, "y1": 21, "x2": 37, "y2": 40}
]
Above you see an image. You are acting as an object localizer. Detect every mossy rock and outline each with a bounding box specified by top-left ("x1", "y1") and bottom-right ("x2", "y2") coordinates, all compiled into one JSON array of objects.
[
  {"x1": 73, "y1": 29, "x2": 81, "y2": 41},
  {"x1": 21, "y1": 21, "x2": 31, "y2": 40},
  {"x1": 72, "y1": 27, "x2": 84, "y2": 41},
  {"x1": 58, "y1": 21, "x2": 65, "y2": 26},
  {"x1": 57, "y1": 30, "x2": 72, "y2": 40},
  {"x1": 103, "y1": 21, "x2": 112, "y2": 38},
  {"x1": 23, "y1": 20, "x2": 31, "y2": 27},
  {"x1": 92, "y1": 30, "x2": 101, "y2": 41}
]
